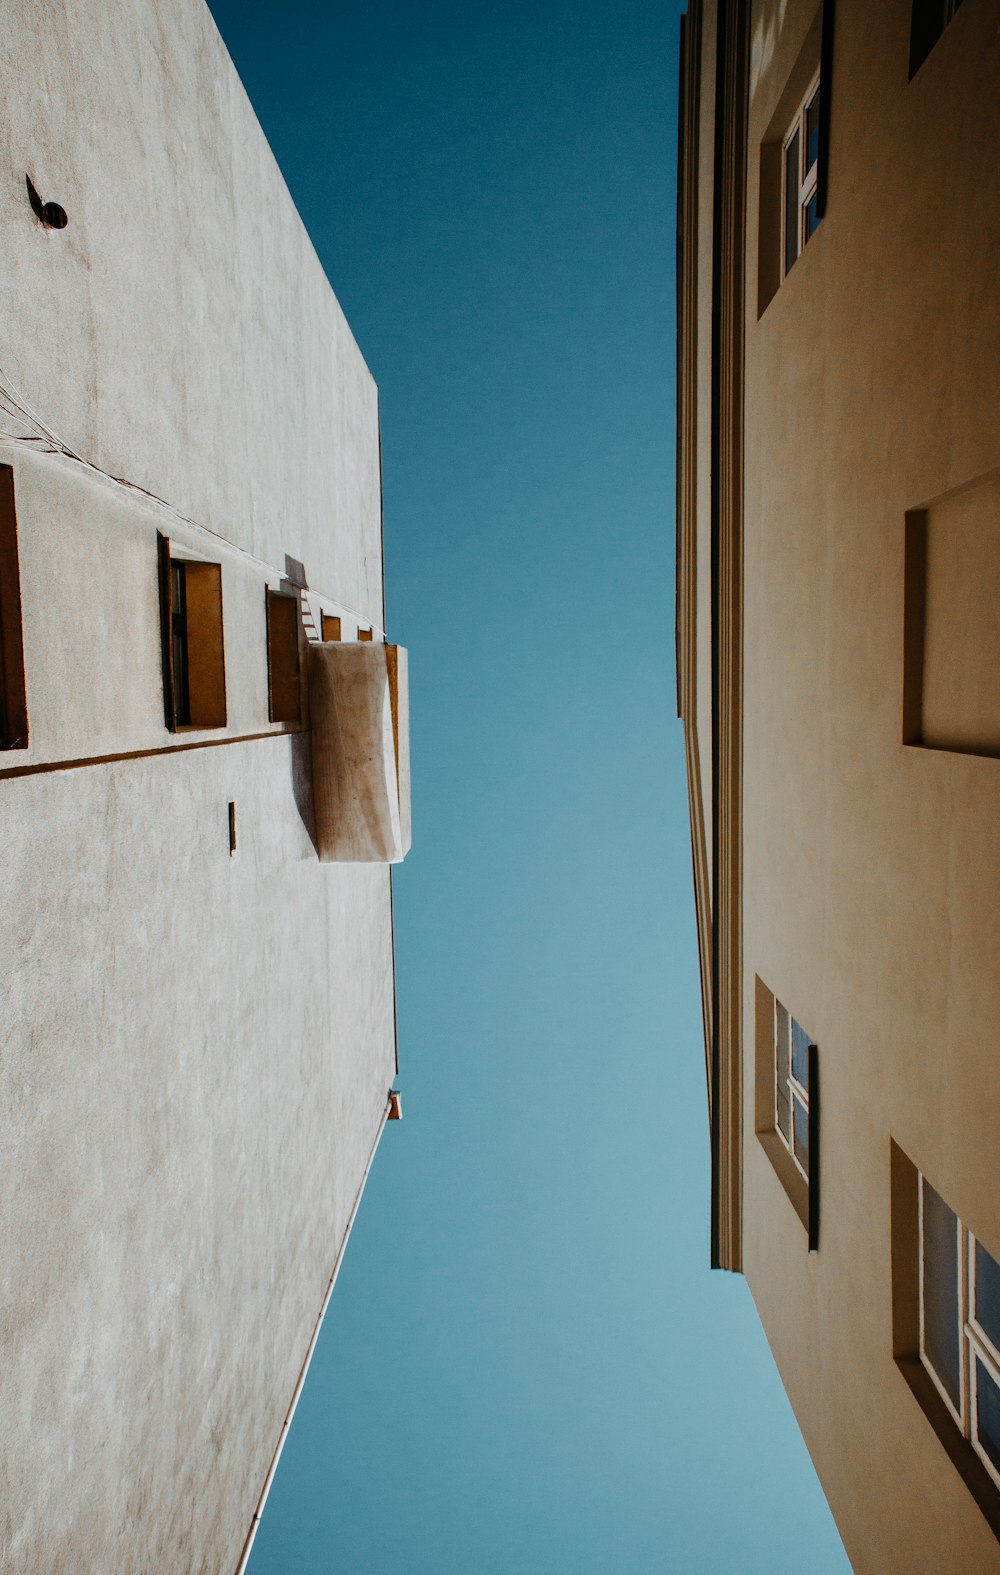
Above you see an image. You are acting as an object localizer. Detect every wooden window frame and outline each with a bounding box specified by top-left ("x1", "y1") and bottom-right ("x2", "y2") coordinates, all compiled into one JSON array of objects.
[
  {"x1": 157, "y1": 533, "x2": 227, "y2": 731},
  {"x1": 781, "y1": 69, "x2": 821, "y2": 279},
  {"x1": 0, "y1": 465, "x2": 28, "y2": 750},
  {"x1": 265, "y1": 588, "x2": 302, "y2": 724}
]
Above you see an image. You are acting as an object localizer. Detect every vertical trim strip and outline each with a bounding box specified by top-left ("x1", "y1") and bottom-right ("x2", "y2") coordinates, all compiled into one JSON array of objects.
[
  {"x1": 710, "y1": 0, "x2": 749, "y2": 1273},
  {"x1": 157, "y1": 532, "x2": 175, "y2": 730},
  {"x1": 807, "y1": 1040, "x2": 820, "y2": 1251}
]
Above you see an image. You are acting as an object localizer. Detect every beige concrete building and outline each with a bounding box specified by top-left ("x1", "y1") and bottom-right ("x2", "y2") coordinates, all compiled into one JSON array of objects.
[
  {"x1": 0, "y1": 0, "x2": 409, "y2": 1569},
  {"x1": 677, "y1": 0, "x2": 1000, "y2": 1568}
]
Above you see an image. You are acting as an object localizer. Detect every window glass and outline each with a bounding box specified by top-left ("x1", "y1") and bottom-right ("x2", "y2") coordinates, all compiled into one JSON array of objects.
[
  {"x1": 975, "y1": 1239, "x2": 1000, "y2": 1351},
  {"x1": 791, "y1": 1018, "x2": 811, "y2": 1089},
  {"x1": 805, "y1": 89, "x2": 820, "y2": 171},
  {"x1": 976, "y1": 1359, "x2": 1000, "y2": 1476},
  {"x1": 793, "y1": 1094, "x2": 809, "y2": 1171},
  {"x1": 784, "y1": 131, "x2": 800, "y2": 274},
  {"x1": 923, "y1": 1179, "x2": 962, "y2": 1412},
  {"x1": 804, "y1": 196, "x2": 820, "y2": 240},
  {"x1": 776, "y1": 1076, "x2": 791, "y2": 1142},
  {"x1": 775, "y1": 1003, "x2": 791, "y2": 1140}
]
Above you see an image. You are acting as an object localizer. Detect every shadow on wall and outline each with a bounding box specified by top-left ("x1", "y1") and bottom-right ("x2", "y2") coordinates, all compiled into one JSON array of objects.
[
  {"x1": 289, "y1": 730, "x2": 318, "y2": 853},
  {"x1": 281, "y1": 553, "x2": 319, "y2": 854}
]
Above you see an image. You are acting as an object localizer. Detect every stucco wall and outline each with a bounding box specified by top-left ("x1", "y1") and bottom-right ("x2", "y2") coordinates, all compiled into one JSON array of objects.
[
  {"x1": 0, "y1": 737, "x2": 394, "y2": 1573},
  {"x1": 0, "y1": 0, "x2": 398, "y2": 1568},
  {"x1": 0, "y1": 0, "x2": 382, "y2": 624},
  {"x1": 737, "y1": 0, "x2": 1000, "y2": 1569}
]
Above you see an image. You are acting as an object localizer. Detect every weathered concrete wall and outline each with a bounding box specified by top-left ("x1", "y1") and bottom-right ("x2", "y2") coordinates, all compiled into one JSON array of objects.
[
  {"x1": 0, "y1": 0, "x2": 382, "y2": 625},
  {"x1": 736, "y1": 0, "x2": 1000, "y2": 1569},
  {"x1": 0, "y1": 0, "x2": 398, "y2": 1568},
  {"x1": 0, "y1": 740, "x2": 394, "y2": 1573}
]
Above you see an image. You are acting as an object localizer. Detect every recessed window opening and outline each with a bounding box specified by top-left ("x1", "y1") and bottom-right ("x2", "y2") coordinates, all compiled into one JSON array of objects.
[
  {"x1": 782, "y1": 71, "x2": 821, "y2": 277},
  {"x1": 919, "y1": 1173, "x2": 1000, "y2": 1491},
  {"x1": 157, "y1": 534, "x2": 227, "y2": 731},
  {"x1": 754, "y1": 978, "x2": 819, "y2": 1247},
  {"x1": 774, "y1": 999, "x2": 813, "y2": 1182},
  {"x1": 266, "y1": 588, "x2": 302, "y2": 724}
]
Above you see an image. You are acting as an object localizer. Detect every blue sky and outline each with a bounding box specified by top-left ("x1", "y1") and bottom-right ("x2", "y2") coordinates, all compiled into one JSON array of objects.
[{"x1": 204, "y1": 2, "x2": 851, "y2": 1569}]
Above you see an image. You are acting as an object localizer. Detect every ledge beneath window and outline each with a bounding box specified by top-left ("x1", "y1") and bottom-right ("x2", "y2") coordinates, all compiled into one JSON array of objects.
[
  {"x1": 757, "y1": 1129, "x2": 811, "y2": 1241},
  {"x1": 895, "y1": 1357, "x2": 1000, "y2": 1542}
]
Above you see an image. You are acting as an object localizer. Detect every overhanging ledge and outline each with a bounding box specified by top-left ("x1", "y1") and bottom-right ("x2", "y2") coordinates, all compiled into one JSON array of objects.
[{"x1": 308, "y1": 641, "x2": 411, "y2": 864}]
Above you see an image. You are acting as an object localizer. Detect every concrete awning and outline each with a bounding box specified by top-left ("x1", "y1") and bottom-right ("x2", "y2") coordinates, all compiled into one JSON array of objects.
[{"x1": 308, "y1": 642, "x2": 411, "y2": 863}]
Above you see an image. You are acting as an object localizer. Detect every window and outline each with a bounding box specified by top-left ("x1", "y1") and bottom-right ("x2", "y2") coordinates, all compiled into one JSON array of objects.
[
  {"x1": 0, "y1": 464, "x2": 28, "y2": 750},
  {"x1": 157, "y1": 534, "x2": 227, "y2": 730},
  {"x1": 321, "y1": 614, "x2": 341, "y2": 642},
  {"x1": 919, "y1": 1174, "x2": 1000, "y2": 1491},
  {"x1": 782, "y1": 72, "x2": 821, "y2": 278},
  {"x1": 891, "y1": 1142, "x2": 1000, "y2": 1538},
  {"x1": 265, "y1": 589, "x2": 301, "y2": 724},
  {"x1": 754, "y1": 978, "x2": 819, "y2": 1247},
  {"x1": 910, "y1": 0, "x2": 965, "y2": 79},
  {"x1": 774, "y1": 999, "x2": 814, "y2": 1183},
  {"x1": 902, "y1": 476, "x2": 1000, "y2": 760}
]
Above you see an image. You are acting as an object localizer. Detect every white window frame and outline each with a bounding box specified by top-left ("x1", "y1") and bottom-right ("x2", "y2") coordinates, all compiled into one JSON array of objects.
[
  {"x1": 780, "y1": 68, "x2": 821, "y2": 279},
  {"x1": 773, "y1": 997, "x2": 810, "y2": 1184},
  {"x1": 918, "y1": 1172, "x2": 1000, "y2": 1492}
]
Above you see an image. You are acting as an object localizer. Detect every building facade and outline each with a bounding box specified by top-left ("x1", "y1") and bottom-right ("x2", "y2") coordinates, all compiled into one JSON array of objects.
[
  {"x1": 677, "y1": 1, "x2": 1000, "y2": 1568},
  {"x1": 0, "y1": 0, "x2": 408, "y2": 1569}
]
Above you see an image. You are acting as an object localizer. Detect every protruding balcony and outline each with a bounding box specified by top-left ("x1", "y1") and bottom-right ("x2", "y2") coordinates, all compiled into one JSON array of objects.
[{"x1": 307, "y1": 641, "x2": 410, "y2": 863}]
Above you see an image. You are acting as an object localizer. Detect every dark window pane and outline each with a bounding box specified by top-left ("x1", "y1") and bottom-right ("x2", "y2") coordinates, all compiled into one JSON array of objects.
[
  {"x1": 793, "y1": 1094, "x2": 809, "y2": 1171},
  {"x1": 804, "y1": 196, "x2": 820, "y2": 241},
  {"x1": 775, "y1": 1002, "x2": 791, "y2": 1138},
  {"x1": 922, "y1": 1179, "x2": 962, "y2": 1412},
  {"x1": 784, "y1": 131, "x2": 800, "y2": 274},
  {"x1": 776, "y1": 1082, "x2": 791, "y2": 1142},
  {"x1": 976, "y1": 1359, "x2": 1000, "y2": 1477},
  {"x1": 805, "y1": 89, "x2": 820, "y2": 170},
  {"x1": 791, "y1": 1018, "x2": 811, "y2": 1089},
  {"x1": 975, "y1": 1239, "x2": 1000, "y2": 1352}
]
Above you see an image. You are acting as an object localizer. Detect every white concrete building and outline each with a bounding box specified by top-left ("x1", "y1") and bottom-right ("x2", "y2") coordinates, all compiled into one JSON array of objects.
[{"x1": 0, "y1": 0, "x2": 409, "y2": 1569}]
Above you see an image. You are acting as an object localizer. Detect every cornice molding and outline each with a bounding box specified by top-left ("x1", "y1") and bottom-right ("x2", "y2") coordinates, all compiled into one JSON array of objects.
[{"x1": 675, "y1": 1, "x2": 713, "y2": 1103}]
